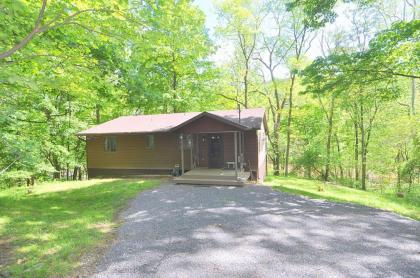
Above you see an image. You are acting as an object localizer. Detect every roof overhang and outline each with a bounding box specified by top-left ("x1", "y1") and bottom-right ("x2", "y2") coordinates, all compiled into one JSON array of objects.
[
  {"x1": 76, "y1": 130, "x2": 169, "y2": 136},
  {"x1": 170, "y1": 112, "x2": 252, "y2": 132}
]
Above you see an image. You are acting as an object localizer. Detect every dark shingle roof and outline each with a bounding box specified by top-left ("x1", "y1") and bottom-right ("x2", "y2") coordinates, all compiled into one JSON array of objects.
[{"x1": 77, "y1": 108, "x2": 265, "y2": 135}]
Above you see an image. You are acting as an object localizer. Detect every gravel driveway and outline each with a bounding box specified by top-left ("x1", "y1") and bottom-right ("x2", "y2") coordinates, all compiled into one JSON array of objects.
[{"x1": 92, "y1": 183, "x2": 420, "y2": 278}]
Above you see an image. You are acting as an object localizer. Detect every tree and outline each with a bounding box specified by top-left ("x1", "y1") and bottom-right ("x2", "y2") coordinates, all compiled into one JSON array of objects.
[
  {"x1": 283, "y1": 8, "x2": 314, "y2": 176},
  {"x1": 254, "y1": 1, "x2": 291, "y2": 175},
  {"x1": 216, "y1": 0, "x2": 262, "y2": 108},
  {"x1": 0, "y1": 0, "x2": 131, "y2": 180},
  {"x1": 0, "y1": 0, "x2": 129, "y2": 60},
  {"x1": 127, "y1": 0, "x2": 215, "y2": 113}
]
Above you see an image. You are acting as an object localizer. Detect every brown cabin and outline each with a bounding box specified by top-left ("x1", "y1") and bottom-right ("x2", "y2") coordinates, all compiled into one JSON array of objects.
[{"x1": 77, "y1": 108, "x2": 268, "y2": 185}]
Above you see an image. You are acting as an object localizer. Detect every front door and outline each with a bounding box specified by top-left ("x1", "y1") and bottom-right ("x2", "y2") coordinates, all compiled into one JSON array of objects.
[{"x1": 208, "y1": 134, "x2": 224, "y2": 168}]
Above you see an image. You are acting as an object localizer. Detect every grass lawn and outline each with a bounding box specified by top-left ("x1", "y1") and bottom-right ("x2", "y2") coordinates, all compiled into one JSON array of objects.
[
  {"x1": 0, "y1": 179, "x2": 160, "y2": 277},
  {"x1": 266, "y1": 176, "x2": 420, "y2": 221}
]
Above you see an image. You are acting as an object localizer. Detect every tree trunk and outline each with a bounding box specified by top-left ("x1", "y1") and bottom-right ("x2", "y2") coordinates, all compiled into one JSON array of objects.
[
  {"x1": 284, "y1": 74, "x2": 296, "y2": 176},
  {"x1": 361, "y1": 143, "x2": 367, "y2": 190},
  {"x1": 304, "y1": 166, "x2": 312, "y2": 178},
  {"x1": 172, "y1": 52, "x2": 178, "y2": 113},
  {"x1": 95, "y1": 104, "x2": 101, "y2": 124},
  {"x1": 335, "y1": 133, "x2": 344, "y2": 179},
  {"x1": 354, "y1": 121, "x2": 360, "y2": 185},
  {"x1": 66, "y1": 163, "x2": 69, "y2": 180},
  {"x1": 172, "y1": 70, "x2": 177, "y2": 112},
  {"x1": 272, "y1": 121, "x2": 281, "y2": 175},
  {"x1": 73, "y1": 166, "x2": 78, "y2": 180},
  {"x1": 273, "y1": 155, "x2": 280, "y2": 176},
  {"x1": 396, "y1": 165, "x2": 402, "y2": 193},
  {"x1": 324, "y1": 97, "x2": 335, "y2": 181},
  {"x1": 244, "y1": 66, "x2": 249, "y2": 108},
  {"x1": 360, "y1": 101, "x2": 367, "y2": 190},
  {"x1": 411, "y1": 78, "x2": 416, "y2": 115}
]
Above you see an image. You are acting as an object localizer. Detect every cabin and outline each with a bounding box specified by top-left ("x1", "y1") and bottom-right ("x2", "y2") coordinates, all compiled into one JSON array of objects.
[{"x1": 77, "y1": 108, "x2": 267, "y2": 185}]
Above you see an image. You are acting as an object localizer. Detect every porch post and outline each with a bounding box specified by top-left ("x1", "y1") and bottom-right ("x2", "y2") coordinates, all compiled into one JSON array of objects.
[
  {"x1": 238, "y1": 132, "x2": 242, "y2": 172},
  {"x1": 241, "y1": 131, "x2": 244, "y2": 171},
  {"x1": 234, "y1": 131, "x2": 238, "y2": 179},
  {"x1": 180, "y1": 133, "x2": 184, "y2": 174},
  {"x1": 190, "y1": 134, "x2": 193, "y2": 169}
]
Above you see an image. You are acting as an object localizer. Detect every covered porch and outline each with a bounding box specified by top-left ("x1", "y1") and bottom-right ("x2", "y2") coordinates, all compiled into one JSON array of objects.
[
  {"x1": 174, "y1": 131, "x2": 251, "y2": 185},
  {"x1": 170, "y1": 112, "x2": 258, "y2": 185},
  {"x1": 173, "y1": 131, "x2": 252, "y2": 186}
]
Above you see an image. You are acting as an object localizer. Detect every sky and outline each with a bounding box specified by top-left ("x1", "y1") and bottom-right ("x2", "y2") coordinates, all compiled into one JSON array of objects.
[
  {"x1": 193, "y1": 0, "x2": 405, "y2": 78},
  {"x1": 195, "y1": 0, "x2": 218, "y2": 35},
  {"x1": 194, "y1": 0, "x2": 234, "y2": 66},
  {"x1": 193, "y1": 0, "x2": 340, "y2": 69}
]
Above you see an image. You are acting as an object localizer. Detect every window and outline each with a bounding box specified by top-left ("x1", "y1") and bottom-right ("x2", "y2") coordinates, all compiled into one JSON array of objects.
[
  {"x1": 178, "y1": 134, "x2": 192, "y2": 150},
  {"x1": 104, "y1": 136, "x2": 117, "y2": 152},
  {"x1": 146, "y1": 135, "x2": 155, "y2": 149}
]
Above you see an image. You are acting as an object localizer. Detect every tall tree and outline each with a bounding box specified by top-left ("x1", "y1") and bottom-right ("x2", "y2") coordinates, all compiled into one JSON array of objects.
[
  {"x1": 216, "y1": 0, "x2": 261, "y2": 108},
  {"x1": 284, "y1": 8, "x2": 314, "y2": 176},
  {"x1": 128, "y1": 0, "x2": 214, "y2": 113},
  {"x1": 254, "y1": 1, "x2": 291, "y2": 175}
]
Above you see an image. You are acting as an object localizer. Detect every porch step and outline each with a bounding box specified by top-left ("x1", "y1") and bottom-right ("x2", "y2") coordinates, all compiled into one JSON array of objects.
[
  {"x1": 173, "y1": 177, "x2": 246, "y2": 186},
  {"x1": 178, "y1": 174, "x2": 239, "y2": 181}
]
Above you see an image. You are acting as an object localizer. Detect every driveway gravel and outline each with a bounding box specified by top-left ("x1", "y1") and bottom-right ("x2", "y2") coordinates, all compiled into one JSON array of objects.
[{"x1": 92, "y1": 183, "x2": 420, "y2": 278}]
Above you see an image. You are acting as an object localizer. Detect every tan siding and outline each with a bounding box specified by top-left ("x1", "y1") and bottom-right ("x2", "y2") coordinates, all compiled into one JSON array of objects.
[
  {"x1": 87, "y1": 133, "x2": 182, "y2": 169},
  {"x1": 86, "y1": 127, "x2": 262, "y2": 180}
]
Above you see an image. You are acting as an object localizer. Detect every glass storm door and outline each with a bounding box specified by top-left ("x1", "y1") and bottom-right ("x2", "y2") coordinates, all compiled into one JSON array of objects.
[{"x1": 208, "y1": 134, "x2": 224, "y2": 168}]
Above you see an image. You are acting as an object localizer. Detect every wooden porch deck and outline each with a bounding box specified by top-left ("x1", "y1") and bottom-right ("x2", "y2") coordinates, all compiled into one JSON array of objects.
[{"x1": 173, "y1": 168, "x2": 251, "y2": 186}]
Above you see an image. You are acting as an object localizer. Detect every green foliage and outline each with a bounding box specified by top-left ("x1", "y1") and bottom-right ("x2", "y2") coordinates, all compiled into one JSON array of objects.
[
  {"x1": 286, "y1": 0, "x2": 337, "y2": 28},
  {"x1": 401, "y1": 136, "x2": 420, "y2": 184},
  {"x1": 0, "y1": 0, "x2": 216, "y2": 180},
  {"x1": 286, "y1": 0, "x2": 375, "y2": 28},
  {"x1": 292, "y1": 103, "x2": 324, "y2": 175},
  {"x1": 0, "y1": 0, "x2": 418, "y2": 194},
  {"x1": 0, "y1": 179, "x2": 159, "y2": 277},
  {"x1": 127, "y1": 0, "x2": 216, "y2": 113}
]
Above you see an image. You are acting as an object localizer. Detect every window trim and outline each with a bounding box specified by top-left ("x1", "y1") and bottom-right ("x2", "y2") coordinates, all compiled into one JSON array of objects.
[
  {"x1": 146, "y1": 134, "x2": 155, "y2": 149},
  {"x1": 104, "y1": 136, "x2": 117, "y2": 152}
]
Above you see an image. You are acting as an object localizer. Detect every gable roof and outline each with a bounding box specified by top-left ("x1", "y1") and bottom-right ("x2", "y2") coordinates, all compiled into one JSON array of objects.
[{"x1": 77, "y1": 108, "x2": 265, "y2": 136}]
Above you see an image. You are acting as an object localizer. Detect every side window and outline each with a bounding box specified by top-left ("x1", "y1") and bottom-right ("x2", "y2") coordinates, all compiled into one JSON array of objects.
[
  {"x1": 178, "y1": 134, "x2": 192, "y2": 150},
  {"x1": 146, "y1": 135, "x2": 155, "y2": 149},
  {"x1": 104, "y1": 136, "x2": 117, "y2": 152}
]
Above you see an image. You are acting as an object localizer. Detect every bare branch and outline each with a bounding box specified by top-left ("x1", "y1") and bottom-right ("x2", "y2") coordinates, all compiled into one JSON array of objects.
[
  {"x1": 346, "y1": 68, "x2": 420, "y2": 79},
  {"x1": 216, "y1": 93, "x2": 246, "y2": 107}
]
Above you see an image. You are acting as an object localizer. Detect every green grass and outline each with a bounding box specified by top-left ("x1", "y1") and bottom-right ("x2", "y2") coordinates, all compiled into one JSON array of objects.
[
  {"x1": 0, "y1": 179, "x2": 160, "y2": 277},
  {"x1": 266, "y1": 176, "x2": 420, "y2": 221}
]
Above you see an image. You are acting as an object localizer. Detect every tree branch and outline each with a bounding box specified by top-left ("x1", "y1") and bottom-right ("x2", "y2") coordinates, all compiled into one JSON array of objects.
[
  {"x1": 346, "y1": 68, "x2": 420, "y2": 79},
  {"x1": 0, "y1": 0, "x2": 47, "y2": 60},
  {"x1": 0, "y1": 156, "x2": 21, "y2": 175},
  {"x1": 216, "y1": 93, "x2": 246, "y2": 107},
  {"x1": 0, "y1": 2, "x2": 119, "y2": 60}
]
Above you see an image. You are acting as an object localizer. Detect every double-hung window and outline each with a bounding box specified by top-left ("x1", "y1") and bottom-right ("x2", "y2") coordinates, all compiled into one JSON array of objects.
[
  {"x1": 104, "y1": 136, "x2": 117, "y2": 152},
  {"x1": 146, "y1": 135, "x2": 155, "y2": 149}
]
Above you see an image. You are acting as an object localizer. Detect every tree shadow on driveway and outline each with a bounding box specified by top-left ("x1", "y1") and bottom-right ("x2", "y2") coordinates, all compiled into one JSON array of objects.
[{"x1": 93, "y1": 184, "x2": 420, "y2": 278}]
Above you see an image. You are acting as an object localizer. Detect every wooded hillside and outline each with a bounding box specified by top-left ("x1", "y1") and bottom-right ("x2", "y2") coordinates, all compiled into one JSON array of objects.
[{"x1": 0, "y1": 0, "x2": 418, "y2": 193}]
